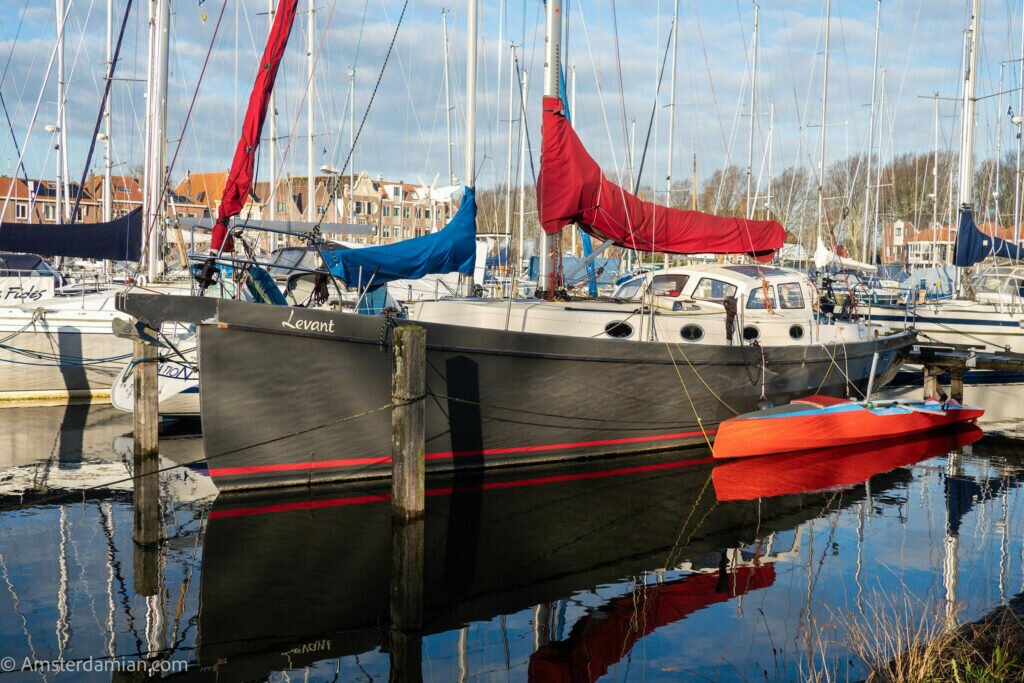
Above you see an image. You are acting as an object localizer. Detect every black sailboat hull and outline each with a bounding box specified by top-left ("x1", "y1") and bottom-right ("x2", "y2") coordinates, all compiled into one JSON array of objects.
[{"x1": 194, "y1": 299, "x2": 914, "y2": 490}]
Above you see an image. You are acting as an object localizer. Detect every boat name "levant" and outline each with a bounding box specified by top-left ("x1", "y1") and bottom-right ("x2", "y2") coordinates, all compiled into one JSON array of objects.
[{"x1": 281, "y1": 309, "x2": 336, "y2": 333}]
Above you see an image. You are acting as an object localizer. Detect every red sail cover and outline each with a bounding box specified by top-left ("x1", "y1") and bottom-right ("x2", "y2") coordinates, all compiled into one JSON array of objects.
[
  {"x1": 211, "y1": 0, "x2": 298, "y2": 252},
  {"x1": 538, "y1": 96, "x2": 786, "y2": 257}
]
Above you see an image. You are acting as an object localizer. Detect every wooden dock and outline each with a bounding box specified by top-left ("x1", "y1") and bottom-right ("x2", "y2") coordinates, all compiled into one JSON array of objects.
[{"x1": 905, "y1": 343, "x2": 1024, "y2": 401}]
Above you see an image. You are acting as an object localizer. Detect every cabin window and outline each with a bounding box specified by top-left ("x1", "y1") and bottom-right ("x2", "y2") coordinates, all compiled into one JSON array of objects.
[
  {"x1": 778, "y1": 283, "x2": 806, "y2": 309},
  {"x1": 680, "y1": 324, "x2": 704, "y2": 342},
  {"x1": 604, "y1": 321, "x2": 634, "y2": 339},
  {"x1": 15, "y1": 203, "x2": 26, "y2": 219},
  {"x1": 746, "y1": 287, "x2": 777, "y2": 310},
  {"x1": 692, "y1": 278, "x2": 737, "y2": 303},
  {"x1": 651, "y1": 274, "x2": 690, "y2": 297},
  {"x1": 615, "y1": 278, "x2": 643, "y2": 300},
  {"x1": 742, "y1": 325, "x2": 760, "y2": 341},
  {"x1": 789, "y1": 324, "x2": 805, "y2": 340}
]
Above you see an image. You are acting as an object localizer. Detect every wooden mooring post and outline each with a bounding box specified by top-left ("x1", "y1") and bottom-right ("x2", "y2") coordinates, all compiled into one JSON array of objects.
[
  {"x1": 132, "y1": 338, "x2": 160, "y2": 595},
  {"x1": 389, "y1": 324, "x2": 426, "y2": 682}
]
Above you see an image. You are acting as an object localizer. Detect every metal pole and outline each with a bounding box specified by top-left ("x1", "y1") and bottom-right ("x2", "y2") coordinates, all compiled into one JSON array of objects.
[
  {"x1": 103, "y1": 0, "x2": 113, "y2": 226},
  {"x1": 442, "y1": 9, "x2": 454, "y2": 185},
  {"x1": 539, "y1": 0, "x2": 563, "y2": 296},
  {"x1": 934, "y1": 92, "x2": 940, "y2": 230},
  {"x1": 349, "y1": 67, "x2": 355, "y2": 221},
  {"x1": 307, "y1": 0, "x2": 315, "y2": 223},
  {"x1": 816, "y1": 0, "x2": 831, "y2": 243},
  {"x1": 55, "y1": 0, "x2": 66, "y2": 223},
  {"x1": 996, "y1": 63, "x2": 1005, "y2": 226},
  {"x1": 745, "y1": 3, "x2": 759, "y2": 219},
  {"x1": 861, "y1": 0, "x2": 880, "y2": 261},
  {"x1": 570, "y1": 62, "x2": 577, "y2": 256},
  {"x1": 465, "y1": 0, "x2": 478, "y2": 190},
  {"x1": 959, "y1": 0, "x2": 980, "y2": 208},
  {"x1": 871, "y1": 69, "x2": 886, "y2": 263},
  {"x1": 143, "y1": 0, "x2": 169, "y2": 280},
  {"x1": 766, "y1": 101, "x2": 774, "y2": 219},
  {"x1": 504, "y1": 44, "x2": 516, "y2": 239},
  {"x1": 268, "y1": 0, "x2": 278, "y2": 228},
  {"x1": 667, "y1": 0, "x2": 680, "y2": 212},
  {"x1": 517, "y1": 70, "x2": 529, "y2": 274},
  {"x1": 1016, "y1": 1, "x2": 1024, "y2": 246}
]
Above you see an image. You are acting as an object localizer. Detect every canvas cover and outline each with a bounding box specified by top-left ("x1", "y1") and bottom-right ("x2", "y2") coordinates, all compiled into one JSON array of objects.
[{"x1": 0, "y1": 207, "x2": 142, "y2": 261}]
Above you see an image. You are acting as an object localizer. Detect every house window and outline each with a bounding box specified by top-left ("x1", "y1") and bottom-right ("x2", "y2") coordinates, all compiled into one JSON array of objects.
[
  {"x1": 403, "y1": 207, "x2": 410, "y2": 219},
  {"x1": 276, "y1": 201, "x2": 286, "y2": 212},
  {"x1": 424, "y1": 209, "x2": 430, "y2": 220},
  {"x1": 355, "y1": 201, "x2": 364, "y2": 215},
  {"x1": 317, "y1": 204, "x2": 327, "y2": 215},
  {"x1": 383, "y1": 205, "x2": 390, "y2": 217},
  {"x1": 416, "y1": 208, "x2": 422, "y2": 220},
  {"x1": 44, "y1": 204, "x2": 55, "y2": 221},
  {"x1": 383, "y1": 226, "x2": 390, "y2": 238},
  {"x1": 15, "y1": 203, "x2": 26, "y2": 220},
  {"x1": 895, "y1": 226, "x2": 902, "y2": 237}
]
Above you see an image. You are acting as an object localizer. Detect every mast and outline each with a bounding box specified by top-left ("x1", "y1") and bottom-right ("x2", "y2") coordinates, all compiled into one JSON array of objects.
[
  {"x1": 306, "y1": 0, "x2": 315, "y2": 222},
  {"x1": 442, "y1": 9, "x2": 454, "y2": 185},
  {"x1": 465, "y1": 0, "x2": 478, "y2": 190},
  {"x1": 860, "y1": 0, "x2": 880, "y2": 262},
  {"x1": 103, "y1": 0, "x2": 113, "y2": 226},
  {"x1": 570, "y1": 62, "x2": 577, "y2": 256},
  {"x1": 766, "y1": 101, "x2": 774, "y2": 219},
  {"x1": 55, "y1": 0, "x2": 67, "y2": 222},
  {"x1": 952, "y1": 0, "x2": 980, "y2": 282},
  {"x1": 539, "y1": 0, "x2": 562, "y2": 296},
  {"x1": 269, "y1": 0, "x2": 278, "y2": 226},
  {"x1": 996, "y1": 63, "x2": 1004, "y2": 226},
  {"x1": 517, "y1": 70, "x2": 529, "y2": 274},
  {"x1": 666, "y1": 0, "x2": 680, "y2": 212},
  {"x1": 1015, "y1": 1, "x2": 1024, "y2": 247},
  {"x1": 143, "y1": 0, "x2": 170, "y2": 279},
  {"x1": 349, "y1": 67, "x2": 355, "y2": 223},
  {"x1": 745, "y1": 3, "x2": 758, "y2": 219},
  {"x1": 816, "y1": 0, "x2": 831, "y2": 243},
  {"x1": 504, "y1": 44, "x2": 516, "y2": 240},
  {"x1": 933, "y1": 92, "x2": 939, "y2": 230},
  {"x1": 871, "y1": 69, "x2": 886, "y2": 261}
]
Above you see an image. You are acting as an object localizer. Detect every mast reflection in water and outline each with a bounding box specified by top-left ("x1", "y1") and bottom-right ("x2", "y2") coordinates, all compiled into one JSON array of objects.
[{"x1": 0, "y1": 405, "x2": 1022, "y2": 681}]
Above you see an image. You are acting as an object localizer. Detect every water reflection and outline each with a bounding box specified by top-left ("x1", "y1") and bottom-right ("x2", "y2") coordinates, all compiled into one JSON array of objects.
[{"x1": 0, "y1": 404, "x2": 1022, "y2": 681}]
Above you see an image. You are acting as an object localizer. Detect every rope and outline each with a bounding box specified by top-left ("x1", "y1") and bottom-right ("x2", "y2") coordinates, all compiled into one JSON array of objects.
[{"x1": 663, "y1": 342, "x2": 715, "y2": 452}]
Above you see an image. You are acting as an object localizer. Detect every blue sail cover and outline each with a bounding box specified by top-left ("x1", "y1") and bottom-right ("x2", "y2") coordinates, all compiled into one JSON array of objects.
[
  {"x1": 0, "y1": 207, "x2": 142, "y2": 261},
  {"x1": 954, "y1": 206, "x2": 1024, "y2": 267},
  {"x1": 322, "y1": 187, "x2": 477, "y2": 286}
]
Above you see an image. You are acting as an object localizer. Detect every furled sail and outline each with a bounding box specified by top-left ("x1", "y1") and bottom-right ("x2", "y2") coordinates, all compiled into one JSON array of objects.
[
  {"x1": 321, "y1": 187, "x2": 477, "y2": 286},
  {"x1": 210, "y1": 0, "x2": 298, "y2": 253},
  {"x1": 813, "y1": 238, "x2": 877, "y2": 273},
  {"x1": 538, "y1": 96, "x2": 786, "y2": 258},
  {"x1": 0, "y1": 207, "x2": 142, "y2": 261},
  {"x1": 953, "y1": 205, "x2": 1023, "y2": 267}
]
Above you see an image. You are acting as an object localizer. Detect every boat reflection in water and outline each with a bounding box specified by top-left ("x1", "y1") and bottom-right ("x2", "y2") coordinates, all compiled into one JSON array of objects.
[{"x1": 196, "y1": 427, "x2": 982, "y2": 680}]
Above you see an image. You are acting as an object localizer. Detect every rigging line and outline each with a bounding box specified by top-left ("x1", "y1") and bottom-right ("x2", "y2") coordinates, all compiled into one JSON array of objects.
[
  {"x1": 609, "y1": 0, "x2": 632, "y2": 189},
  {"x1": 0, "y1": 88, "x2": 35, "y2": 199},
  {"x1": 0, "y1": 0, "x2": 31, "y2": 91},
  {"x1": 632, "y1": 12, "x2": 676, "y2": 196},
  {"x1": 313, "y1": 0, "x2": 409, "y2": 232},
  {"x1": 69, "y1": 0, "x2": 135, "y2": 225}
]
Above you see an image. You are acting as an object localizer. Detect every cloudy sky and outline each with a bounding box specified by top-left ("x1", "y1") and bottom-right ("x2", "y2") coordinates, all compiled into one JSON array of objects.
[{"x1": 0, "y1": 0, "x2": 1021, "y2": 204}]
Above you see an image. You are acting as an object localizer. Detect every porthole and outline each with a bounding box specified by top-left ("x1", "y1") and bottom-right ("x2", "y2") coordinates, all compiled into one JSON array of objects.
[
  {"x1": 742, "y1": 325, "x2": 760, "y2": 341},
  {"x1": 604, "y1": 321, "x2": 634, "y2": 339},
  {"x1": 789, "y1": 324, "x2": 805, "y2": 340},
  {"x1": 680, "y1": 324, "x2": 704, "y2": 342}
]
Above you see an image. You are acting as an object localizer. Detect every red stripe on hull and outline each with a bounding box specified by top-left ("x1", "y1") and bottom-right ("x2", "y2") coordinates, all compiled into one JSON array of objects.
[
  {"x1": 208, "y1": 456, "x2": 717, "y2": 519},
  {"x1": 208, "y1": 429, "x2": 715, "y2": 478}
]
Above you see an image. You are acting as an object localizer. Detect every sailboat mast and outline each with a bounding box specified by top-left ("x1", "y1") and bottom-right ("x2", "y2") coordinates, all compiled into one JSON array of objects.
[
  {"x1": 933, "y1": 92, "x2": 939, "y2": 230},
  {"x1": 518, "y1": 70, "x2": 529, "y2": 272},
  {"x1": 349, "y1": 67, "x2": 355, "y2": 221},
  {"x1": 55, "y1": 0, "x2": 67, "y2": 222},
  {"x1": 442, "y1": 9, "x2": 454, "y2": 185},
  {"x1": 816, "y1": 0, "x2": 831, "y2": 243},
  {"x1": 306, "y1": 0, "x2": 315, "y2": 222},
  {"x1": 465, "y1": 0, "x2": 478, "y2": 189},
  {"x1": 269, "y1": 0, "x2": 278, "y2": 225},
  {"x1": 504, "y1": 44, "x2": 516, "y2": 239},
  {"x1": 539, "y1": 0, "x2": 562, "y2": 295},
  {"x1": 745, "y1": 3, "x2": 758, "y2": 219},
  {"x1": 143, "y1": 0, "x2": 169, "y2": 279},
  {"x1": 872, "y1": 69, "x2": 886, "y2": 260},
  {"x1": 666, "y1": 0, "x2": 680, "y2": 213},
  {"x1": 1015, "y1": 1, "x2": 1024, "y2": 246},
  {"x1": 860, "y1": 0, "x2": 880, "y2": 262},
  {"x1": 959, "y1": 0, "x2": 979, "y2": 208},
  {"x1": 103, "y1": 0, "x2": 113, "y2": 226}
]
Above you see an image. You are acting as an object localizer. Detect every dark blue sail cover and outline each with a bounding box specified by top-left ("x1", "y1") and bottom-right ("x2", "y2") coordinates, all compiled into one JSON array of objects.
[
  {"x1": 0, "y1": 207, "x2": 142, "y2": 261},
  {"x1": 321, "y1": 187, "x2": 476, "y2": 287},
  {"x1": 954, "y1": 205, "x2": 1023, "y2": 267}
]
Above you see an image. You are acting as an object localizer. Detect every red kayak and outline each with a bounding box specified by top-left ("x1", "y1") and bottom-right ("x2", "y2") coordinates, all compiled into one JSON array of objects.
[
  {"x1": 712, "y1": 394, "x2": 984, "y2": 459},
  {"x1": 713, "y1": 424, "x2": 984, "y2": 501}
]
